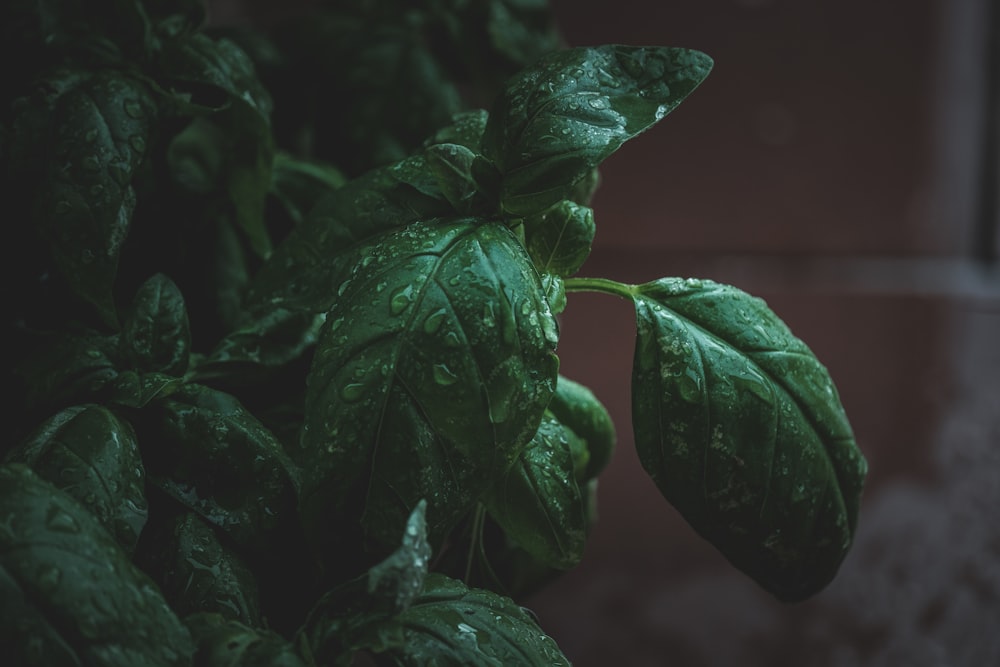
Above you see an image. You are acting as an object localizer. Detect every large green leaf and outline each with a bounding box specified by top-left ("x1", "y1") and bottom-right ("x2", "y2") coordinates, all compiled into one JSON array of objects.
[
  {"x1": 630, "y1": 278, "x2": 867, "y2": 601},
  {"x1": 482, "y1": 412, "x2": 587, "y2": 569},
  {"x1": 15, "y1": 329, "x2": 120, "y2": 416},
  {"x1": 6, "y1": 405, "x2": 148, "y2": 554},
  {"x1": 10, "y1": 68, "x2": 157, "y2": 326},
  {"x1": 482, "y1": 45, "x2": 712, "y2": 216},
  {"x1": 0, "y1": 463, "x2": 194, "y2": 666},
  {"x1": 298, "y1": 219, "x2": 559, "y2": 554},
  {"x1": 358, "y1": 573, "x2": 570, "y2": 666}
]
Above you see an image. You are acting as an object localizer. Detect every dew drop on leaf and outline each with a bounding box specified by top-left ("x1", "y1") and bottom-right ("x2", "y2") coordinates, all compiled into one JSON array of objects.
[
  {"x1": 432, "y1": 364, "x2": 458, "y2": 386},
  {"x1": 390, "y1": 285, "x2": 415, "y2": 315},
  {"x1": 340, "y1": 383, "x2": 366, "y2": 402},
  {"x1": 423, "y1": 308, "x2": 447, "y2": 335},
  {"x1": 123, "y1": 99, "x2": 145, "y2": 119}
]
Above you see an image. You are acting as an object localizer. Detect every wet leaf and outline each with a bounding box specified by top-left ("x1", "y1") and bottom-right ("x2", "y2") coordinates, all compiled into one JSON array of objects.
[
  {"x1": 359, "y1": 573, "x2": 570, "y2": 666},
  {"x1": 547, "y1": 374, "x2": 616, "y2": 481},
  {"x1": 10, "y1": 68, "x2": 157, "y2": 326},
  {"x1": 121, "y1": 273, "x2": 191, "y2": 376},
  {"x1": 269, "y1": 152, "x2": 346, "y2": 226},
  {"x1": 631, "y1": 278, "x2": 868, "y2": 601},
  {"x1": 0, "y1": 463, "x2": 194, "y2": 666},
  {"x1": 483, "y1": 413, "x2": 587, "y2": 570},
  {"x1": 298, "y1": 219, "x2": 558, "y2": 554},
  {"x1": 185, "y1": 612, "x2": 307, "y2": 667},
  {"x1": 138, "y1": 384, "x2": 299, "y2": 560},
  {"x1": 523, "y1": 199, "x2": 595, "y2": 277},
  {"x1": 136, "y1": 511, "x2": 261, "y2": 625},
  {"x1": 5, "y1": 405, "x2": 148, "y2": 554},
  {"x1": 482, "y1": 45, "x2": 712, "y2": 216}
]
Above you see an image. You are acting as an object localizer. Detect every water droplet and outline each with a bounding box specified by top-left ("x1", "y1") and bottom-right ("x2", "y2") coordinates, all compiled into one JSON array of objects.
[
  {"x1": 45, "y1": 506, "x2": 79, "y2": 533},
  {"x1": 123, "y1": 99, "x2": 144, "y2": 119},
  {"x1": 482, "y1": 302, "x2": 496, "y2": 328},
  {"x1": 341, "y1": 383, "x2": 365, "y2": 402},
  {"x1": 423, "y1": 308, "x2": 447, "y2": 334},
  {"x1": 337, "y1": 279, "x2": 352, "y2": 297},
  {"x1": 390, "y1": 285, "x2": 415, "y2": 315},
  {"x1": 433, "y1": 364, "x2": 458, "y2": 386},
  {"x1": 588, "y1": 97, "x2": 609, "y2": 110},
  {"x1": 128, "y1": 135, "x2": 146, "y2": 153}
]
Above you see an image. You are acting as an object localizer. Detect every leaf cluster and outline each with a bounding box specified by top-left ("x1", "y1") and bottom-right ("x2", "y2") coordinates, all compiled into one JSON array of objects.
[{"x1": 1, "y1": 0, "x2": 867, "y2": 664}]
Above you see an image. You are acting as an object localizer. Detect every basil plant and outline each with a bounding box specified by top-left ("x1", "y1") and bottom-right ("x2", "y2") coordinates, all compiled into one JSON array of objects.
[{"x1": 1, "y1": 0, "x2": 866, "y2": 664}]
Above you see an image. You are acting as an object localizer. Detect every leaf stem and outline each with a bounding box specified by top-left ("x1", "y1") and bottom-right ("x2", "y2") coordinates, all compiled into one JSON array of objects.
[{"x1": 563, "y1": 276, "x2": 638, "y2": 300}]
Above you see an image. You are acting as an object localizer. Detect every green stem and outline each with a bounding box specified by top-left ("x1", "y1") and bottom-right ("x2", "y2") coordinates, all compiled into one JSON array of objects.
[
  {"x1": 563, "y1": 276, "x2": 638, "y2": 300},
  {"x1": 464, "y1": 504, "x2": 487, "y2": 584}
]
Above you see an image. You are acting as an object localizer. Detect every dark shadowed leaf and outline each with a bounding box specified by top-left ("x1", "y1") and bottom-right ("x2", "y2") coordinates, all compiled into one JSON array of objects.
[
  {"x1": 0, "y1": 464, "x2": 194, "y2": 666},
  {"x1": 10, "y1": 68, "x2": 157, "y2": 326},
  {"x1": 136, "y1": 511, "x2": 260, "y2": 626},
  {"x1": 548, "y1": 374, "x2": 616, "y2": 481},
  {"x1": 185, "y1": 612, "x2": 307, "y2": 667},
  {"x1": 630, "y1": 278, "x2": 867, "y2": 601},
  {"x1": 121, "y1": 273, "x2": 191, "y2": 376},
  {"x1": 6, "y1": 405, "x2": 147, "y2": 553}
]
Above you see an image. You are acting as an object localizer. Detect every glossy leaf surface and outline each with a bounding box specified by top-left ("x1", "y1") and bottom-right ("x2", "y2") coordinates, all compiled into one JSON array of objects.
[
  {"x1": 0, "y1": 464, "x2": 193, "y2": 666},
  {"x1": 6, "y1": 404, "x2": 147, "y2": 553},
  {"x1": 548, "y1": 374, "x2": 616, "y2": 481},
  {"x1": 186, "y1": 612, "x2": 307, "y2": 667},
  {"x1": 523, "y1": 199, "x2": 595, "y2": 277},
  {"x1": 483, "y1": 413, "x2": 587, "y2": 569},
  {"x1": 482, "y1": 45, "x2": 712, "y2": 215},
  {"x1": 364, "y1": 573, "x2": 570, "y2": 666},
  {"x1": 299, "y1": 219, "x2": 559, "y2": 552},
  {"x1": 631, "y1": 278, "x2": 867, "y2": 600}
]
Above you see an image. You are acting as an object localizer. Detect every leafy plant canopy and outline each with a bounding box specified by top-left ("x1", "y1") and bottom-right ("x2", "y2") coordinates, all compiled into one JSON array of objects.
[{"x1": 1, "y1": 0, "x2": 867, "y2": 664}]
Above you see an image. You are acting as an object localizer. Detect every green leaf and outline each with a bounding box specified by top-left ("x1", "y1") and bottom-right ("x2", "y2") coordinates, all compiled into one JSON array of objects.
[
  {"x1": 548, "y1": 374, "x2": 616, "y2": 481},
  {"x1": 523, "y1": 199, "x2": 596, "y2": 277},
  {"x1": 138, "y1": 384, "x2": 299, "y2": 559},
  {"x1": 121, "y1": 273, "x2": 191, "y2": 376},
  {"x1": 136, "y1": 512, "x2": 261, "y2": 625},
  {"x1": 630, "y1": 278, "x2": 868, "y2": 601},
  {"x1": 424, "y1": 110, "x2": 489, "y2": 152},
  {"x1": 424, "y1": 143, "x2": 482, "y2": 214},
  {"x1": 5, "y1": 405, "x2": 148, "y2": 554},
  {"x1": 298, "y1": 219, "x2": 559, "y2": 554},
  {"x1": 10, "y1": 68, "x2": 157, "y2": 326},
  {"x1": 245, "y1": 153, "x2": 453, "y2": 315},
  {"x1": 482, "y1": 45, "x2": 712, "y2": 216},
  {"x1": 540, "y1": 273, "x2": 566, "y2": 315},
  {"x1": 361, "y1": 573, "x2": 570, "y2": 666},
  {"x1": 35, "y1": 0, "x2": 152, "y2": 58},
  {"x1": 483, "y1": 412, "x2": 587, "y2": 569},
  {"x1": 0, "y1": 463, "x2": 194, "y2": 666},
  {"x1": 185, "y1": 612, "x2": 307, "y2": 667},
  {"x1": 107, "y1": 370, "x2": 184, "y2": 408}
]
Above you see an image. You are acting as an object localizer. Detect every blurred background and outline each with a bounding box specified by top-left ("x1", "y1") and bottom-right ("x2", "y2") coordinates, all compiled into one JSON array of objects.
[{"x1": 212, "y1": 0, "x2": 1000, "y2": 663}]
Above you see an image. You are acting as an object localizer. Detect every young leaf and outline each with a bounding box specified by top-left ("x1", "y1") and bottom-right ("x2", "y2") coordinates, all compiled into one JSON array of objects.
[
  {"x1": 424, "y1": 143, "x2": 482, "y2": 214},
  {"x1": 107, "y1": 370, "x2": 184, "y2": 408},
  {"x1": 359, "y1": 573, "x2": 570, "y2": 666},
  {"x1": 0, "y1": 463, "x2": 194, "y2": 666},
  {"x1": 5, "y1": 405, "x2": 148, "y2": 554},
  {"x1": 136, "y1": 511, "x2": 261, "y2": 626},
  {"x1": 10, "y1": 69, "x2": 157, "y2": 326},
  {"x1": 185, "y1": 612, "x2": 307, "y2": 667},
  {"x1": 298, "y1": 219, "x2": 559, "y2": 554},
  {"x1": 424, "y1": 109, "x2": 489, "y2": 152},
  {"x1": 121, "y1": 273, "x2": 191, "y2": 376},
  {"x1": 630, "y1": 278, "x2": 868, "y2": 601},
  {"x1": 540, "y1": 273, "x2": 567, "y2": 315},
  {"x1": 269, "y1": 152, "x2": 346, "y2": 226},
  {"x1": 523, "y1": 199, "x2": 596, "y2": 277},
  {"x1": 482, "y1": 45, "x2": 712, "y2": 216},
  {"x1": 482, "y1": 412, "x2": 587, "y2": 570}
]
